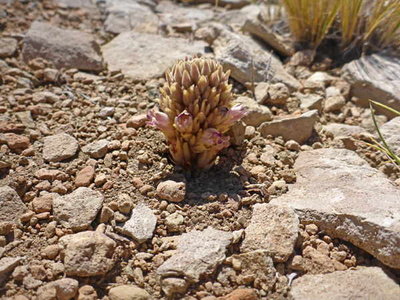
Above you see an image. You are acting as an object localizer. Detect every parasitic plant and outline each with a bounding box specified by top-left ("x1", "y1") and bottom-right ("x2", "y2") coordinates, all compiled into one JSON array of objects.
[{"x1": 148, "y1": 57, "x2": 246, "y2": 170}]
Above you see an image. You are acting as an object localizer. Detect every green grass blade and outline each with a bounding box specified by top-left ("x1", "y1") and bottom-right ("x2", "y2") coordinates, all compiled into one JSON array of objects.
[{"x1": 369, "y1": 100, "x2": 400, "y2": 116}]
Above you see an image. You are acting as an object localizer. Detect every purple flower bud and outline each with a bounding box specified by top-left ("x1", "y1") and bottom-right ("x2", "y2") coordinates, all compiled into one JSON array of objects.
[
  {"x1": 174, "y1": 110, "x2": 193, "y2": 133},
  {"x1": 147, "y1": 110, "x2": 174, "y2": 137},
  {"x1": 226, "y1": 104, "x2": 247, "y2": 122},
  {"x1": 201, "y1": 128, "x2": 230, "y2": 151}
]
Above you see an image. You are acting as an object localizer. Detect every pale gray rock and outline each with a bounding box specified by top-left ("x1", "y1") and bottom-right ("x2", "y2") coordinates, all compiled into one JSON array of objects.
[
  {"x1": 323, "y1": 123, "x2": 366, "y2": 139},
  {"x1": 324, "y1": 95, "x2": 346, "y2": 113},
  {"x1": 241, "y1": 203, "x2": 299, "y2": 262},
  {"x1": 42, "y1": 133, "x2": 79, "y2": 162},
  {"x1": 242, "y1": 16, "x2": 294, "y2": 57},
  {"x1": 259, "y1": 110, "x2": 318, "y2": 143},
  {"x1": 102, "y1": 32, "x2": 206, "y2": 81},
  {"x1": 59, "y1": 230, "x2": 116, "y2": 277},
  {"x1": 37, "y1": 278, "x2": 79, "y2": 300},
  {"x1": 156, "y1": 1, "x2": 213, "y2": 32},
  {"x1": 156, "y1": 180, "x2": 186, "y2": 203},
  {"x1": 0, "y1": 257, "x2": 23, "y2": 285},
  {"x1": 270, "y1": 148, "x2": 400, "y2": 269},
  {"x1": 55, "y1": 0, "x2": 95, "y2": 8},
  {"x1": 213, "y1": 29, "x2": 300, "y2": 91},
  {"x1": 234, "y1": 96, "x2": 272, "y2": 127},
  {"x1": 119, "y1": 203, "x2": 157, "y2": 243},
  {"x1": 53, "y1": 187, "x2": 104, "y2": 231},
  {"x1": 296, "y1": 93, "x2": 323, "y2": 111},
  {"x1": 157, "y1": 227, "x2": 233, "y2": 282},
  {"x1": 217, "y1": 4, "x2": 261, "y2": 30},
  {"x1": 0, "y1": 37, "x2": 18, "y2": 58},
  {"x1": 22, "y1": 22, "x2": 103, "y2": 71},
  {"x1": 0, "y1": 187, "x2": 27, "y2": 233},
  {"x1": 104, "y1": 0, "x2": 159, "y2": 34},
  {"x1": 82, "y1": 139, "x2": 109, "y2": 159},
  {"x1": 291, "y1": 267, "x2": 400, "y2": 300},
  {"x1": 342, "y1": 54, "x2": 400, "y2": 117},
  {"x1": 381, "y1": 116, "x2": 400, "y2": 156}
]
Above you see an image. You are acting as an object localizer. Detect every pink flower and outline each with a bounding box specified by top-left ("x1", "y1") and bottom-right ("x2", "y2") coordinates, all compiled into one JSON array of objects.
[
  {"x1": 147, "y1": 110, "x2": 174, "y2": 137},
  {"x1": 227, "y1": 104, "x2": 247, "y2": 121},
  {"x1": 201, "y1": 128, "x2": 230, "y2": 151},
  {"x1": 174, "y1": 110, "x2": 193, "y2": 133}
]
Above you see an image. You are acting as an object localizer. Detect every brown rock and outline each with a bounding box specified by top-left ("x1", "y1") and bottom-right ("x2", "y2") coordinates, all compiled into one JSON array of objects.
[
  {"x1": 127, "y1": 114, "x2": 147, "y2": 129},
  {"x1": 220, "y1": 289, "x2": 259, "y2": 300},
  {"x1": 75, "y1": 166, "x2": 95, "y2": 187},
  {"x1": 156, "y1": 180, "x2": 186, "y2": 203},
  {"x1": 32, "y1": 194, "x2": 54, "y2": 213},
  {"x1": 4, "y1": 133, "x2": 30, "y2": 152}
]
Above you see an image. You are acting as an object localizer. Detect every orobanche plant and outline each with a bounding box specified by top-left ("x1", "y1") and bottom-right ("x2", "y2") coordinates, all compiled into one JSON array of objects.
[{"x1": 148, "y1": 57, "x2": 246, "y2": 169}]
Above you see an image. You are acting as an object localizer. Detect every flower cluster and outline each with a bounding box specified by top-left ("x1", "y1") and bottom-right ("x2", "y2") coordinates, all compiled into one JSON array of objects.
[{"x1": 148, "y1": 57, "x2": 246, "y2": 169}]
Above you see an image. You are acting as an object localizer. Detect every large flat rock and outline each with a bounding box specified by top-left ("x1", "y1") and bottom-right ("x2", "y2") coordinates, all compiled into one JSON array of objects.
[
  {"x1": 102, "y1": 32, "x2": 207, "y2": 81},
  {"x1": 270, "y1": 148, "x2": 400, "y2": 269},
  {"x1": 22, "y1": 22, "x2": 103, "y2": 71},
  {"x1": 291, "y1": 267, "x2": 400, "y2": 300},
  {"x1": 342, "y1": 54, "x2": 400, "y2": 117}
]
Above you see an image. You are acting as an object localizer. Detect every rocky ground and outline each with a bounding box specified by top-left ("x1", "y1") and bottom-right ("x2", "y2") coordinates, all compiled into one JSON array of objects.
[{"x1": 0, "y1": 0, "x2": 399, "y2": 299}]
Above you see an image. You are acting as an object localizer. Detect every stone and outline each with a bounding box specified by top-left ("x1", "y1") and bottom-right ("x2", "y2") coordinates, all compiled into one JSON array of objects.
[
  {"x1": 234, "y1": 96, "x2": 272, "y2": 127},
  {"x1": 212, "y1": 28, "x2": 300, "y2": 91},
  {"x1": 165, "y1": 212, "x2": 184, "y2": 233},
  {"x1": 296, "y1": 93, "x2": 323, "y2": 111},
  {"x1": 307, "y1": 71, "x2": 336, "y2": 86},
  {"x1": 291, "y1": 267, "x2": 400, "y2": 300},
  {"x1": 157, "y1": 227, "x2": 233, "y2": 282},
  {"x1": 259, "y1": 110, "x2": 318, "y2": 143},
  {"x1": 231, "y1": 250, "x2": 276, "y2": 291},
  {"x1": 127, "y1": 114, "x2": 147, "y2": 129},
  {"x1": 37, "y1": 278, "x2": 79, "y2": 300},
  {"x1": 0, "y1": 37, "x2": 18, "y2": 58},
  {"x1": 161, "y1": 277, "x2": 189, "y2": 298},
  {"x1": 270, "y1": 148, "x2": 400, "y2": 269},
  {"x1": 195, "y1": 0, "x2": 250, "y2": 9},
  {"x1": 104, "y1": 0, "x2": 159, "y2": 34},
  {"x1": 102, "y1": 32, "x2": 207, "y2": 81},
  {"x1": 119, "y1": 203, "x2": 156, "y2": 243},
  {"x1": 221, "y1": 289, "x2": 259, "y2": 300},
  {"x1": 43, "y1": 133, "x2": 79, "y2": 162},
  {"x1": 0, "y1": 257, "x2": 23, "y2": 285},
  {"x1": 82, "y1": 139, "x2": 109, "y2": 159},
  {"x1": 241, "y1": 203, "x2": 299, "y2": 262},
  {"x1": 381, "y1": 116, "x2": 400, "y2": 155},
  {"x1": 53, "y1": 187, "x2": 104, "y2": 231},
  {"x1": 22, "y1": 22, "x2": 103, "y2": 71},
  {"x1": 78, "y1": 285, "x2": 98, "y2": 300},
  {"x1": 4, "y1": 133, "x2": 30, "y2": 152},
  {"x1": 227, "y1": 121, "x2": 246, "y2": 146},
  {"x1": 324, "y1": 96, "x2": 346, "y2": 113},
  {"x1": 55, "y1": 0, "x2": 95, "y2": 9},
  {"x1": 156, "y1": 1, "x2": 213, "y2": 32},
  {"x1": 156, "y1": 180, "x2": 186, "y2": 203},
  {"x1": 323, "y1": 123, "x2": 366, "y2": 139},
  {"x1": 108, "y1": 285, "x2": 151, "y2": 300},
  {"x1": 0, "y1": 187, "x2": 27, "y2": 233},
  {"x1": 32, "y1": 194, "x2": 54, "y2": 213},
  {"x1": 75, "y1": 166, "x2": 95, "y2": 187},
  {"x1": 217, "y1": 5, "x2": 261, "y2": 31},
  {"x1": 32, "y1": 91, "x2": 59, "y2": 104},
  {"x1": 59, "y1": 230, "x2": 116, "y2": 277},
  {"x1": 342, "y1": 54, "x2": 400, "y2": 117},
  {"x1": 34, "y1": 169, "x2": 68, "y2": 181},
  {"x1": 242, "y1": 17, "x2": 294, "y2": 57}
]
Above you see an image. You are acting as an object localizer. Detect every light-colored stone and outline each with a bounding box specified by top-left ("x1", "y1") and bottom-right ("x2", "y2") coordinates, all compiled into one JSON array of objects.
[
  {"x1": 259, "y1": 110, "x2": 318, "y2": 143},
  {"x1": 323, "y1": 123, "x2": 366, "y2": 139},
  {"x1": 342, "y1": 54, "x2": 400, "y2": 117},
  {"x1": 53, "y1": 187, "x2": 104, "y2": 231},
  {"x1": 59, "y1": 230, "x2": 116, "y2": 277},
  {"x1": 0, "y1": 37, "x2": 18, "y2": 58},
  {"x1": 324, "y1": 96, "x2": 346, "y2": 113},
  {"x1": 157, "y1": 227, "x2": 233, "y2": 282},
  {"x1": 156, "y1": 180, "x2": 186, "y2": 203},
  {"x1": 82, "y1": 139, "x2": 109, "y2": 159},
  {"x1": 291, "y1": 267, "x2": 400, "y2": 300},
  {"x1": 270, "y1": 148, "x2": 400, "y2": 269},
  {"x1": 43, "y1": 133, "x2": 79, "y2": 162},
  {"x1": 165, "y1": 212, "x2": 184, "y2": 233},
  {"x1": 0, "y1": 187, "x2": 27, "y2": 233},
  {"x1": 0, "y1": 257, "x2": 23, "y2": 285},
  {"x1": 161, "y1": 277, "x2": 189, "y2": 298},
  {"x1": 108, "y1": 285, "x2": 151, "y2": 300},
  {"x1": 213, "y1": 28, "x2": 300, "y2": 91},
  {"x1": 102, "y1": 32, "x2": 207, "y2": 81},
  {"x1": 381, "y1": 116, "x2": 400, "y2": 155},
  {"x1": 22, "y1": 22, "x2": 103, "y2": 71},
  {"x1": 119, "y1": 203, "x2": 156, "y2": 243},
  {"x1": 296, "y1": 93, "x2": 323, "y2": 111},
  {"x1": 37, "y1": 278, "x2": 79, "y2": 300},
  {"x1": 104, "y1": 0, "x2": 159, "y2": 34},
  {"x1": 55, "y1": 0, "x2": 95, "y2": 9},
  {"x1": 241, "y1": 203, "x2": 299, "y2": 262},
  {"x1": 234, "y1": 96, "x2": 272, "y2": 127}
]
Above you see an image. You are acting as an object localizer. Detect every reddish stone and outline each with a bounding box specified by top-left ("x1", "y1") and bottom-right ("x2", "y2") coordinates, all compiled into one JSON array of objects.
[
  {"x1": 4, "y1": 133, "x2": 30, "y2": 152},
  {"x1": 127, "y1": 113, "x2": 147, "y2": 128},
  {"x1": 220, "y1": 289, "x2": 259, "y2": 300},
  {"x1": 75, "y1": 166, "x2": 95, "y2": 187}
]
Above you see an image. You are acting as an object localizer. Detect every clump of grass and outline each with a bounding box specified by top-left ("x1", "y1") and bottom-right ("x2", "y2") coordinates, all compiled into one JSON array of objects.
[
  {"x1": 279, "y1": 0, "x2": 400, "y2": 55},
  {"x1": 369, "y1": 100, "x2": 400, "y2": 167},
  {"x1": 281, "y1": 0, "x2": 340, "y2": 49}
]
